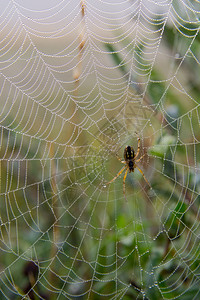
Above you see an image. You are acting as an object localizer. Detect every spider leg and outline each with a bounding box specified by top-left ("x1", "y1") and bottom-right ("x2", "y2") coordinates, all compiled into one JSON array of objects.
[
  {"x1": 135, "y1": 164, "x2": 151, "y2": 188},
  {"x1": 106, "y1": 165, "x2": 126, "y2": 185},
  {"x1": 123, "y1": 168, "x2": 128, "y2": 201},
  {"x1": 135, "y1": 153, "x2": 146, "y2": 163},
  {"x1": 115, "y1": 154, "x2": 126, "y2": 164},
  {"x1": 134, "y1": 137, "x2": 140, "y2": 159}
]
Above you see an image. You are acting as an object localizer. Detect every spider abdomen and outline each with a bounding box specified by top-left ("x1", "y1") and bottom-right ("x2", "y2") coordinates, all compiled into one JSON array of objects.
[{"x1": 124, "y1": 146, "x2": 134, "y2": 161}]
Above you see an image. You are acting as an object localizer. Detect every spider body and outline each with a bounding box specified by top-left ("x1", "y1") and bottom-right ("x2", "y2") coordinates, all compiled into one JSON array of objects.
[
  {"x1": 124, "y1": 146, "x2": 135, "y2": 172},
  {"x1": 107, "y1": 137, "x2": 150, "y2": 199}
]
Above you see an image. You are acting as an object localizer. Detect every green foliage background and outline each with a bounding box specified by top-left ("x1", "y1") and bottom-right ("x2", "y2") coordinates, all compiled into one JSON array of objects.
[{"x1": 0, "y1": 2, "x2": 200, "y2": 300}]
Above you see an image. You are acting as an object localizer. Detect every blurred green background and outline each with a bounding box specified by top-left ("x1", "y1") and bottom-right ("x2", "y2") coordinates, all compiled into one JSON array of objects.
[{"x1": 0, "y1": 1, "x2": 200, "y2": 299}]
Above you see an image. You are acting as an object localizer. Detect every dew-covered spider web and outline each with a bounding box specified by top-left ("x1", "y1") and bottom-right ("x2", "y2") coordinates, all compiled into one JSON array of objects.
[{"x1": 0, "y1": 0, "x2": 200, "y2": 299}]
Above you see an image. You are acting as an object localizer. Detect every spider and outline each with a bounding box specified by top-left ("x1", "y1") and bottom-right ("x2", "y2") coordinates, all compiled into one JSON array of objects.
[{"x1": 106, "y1": 137, "x2": 151, "y2": 198}]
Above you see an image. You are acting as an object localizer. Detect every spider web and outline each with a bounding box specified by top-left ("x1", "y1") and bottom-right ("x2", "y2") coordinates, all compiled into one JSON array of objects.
[{"x1": 0, "y1": 0, "x2": 200, "y2": 299}]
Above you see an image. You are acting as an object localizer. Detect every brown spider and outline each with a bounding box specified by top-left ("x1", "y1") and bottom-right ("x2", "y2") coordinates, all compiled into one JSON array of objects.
[{"x1": 106, "y1": 137, "x2": 150, "y2": 198}]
